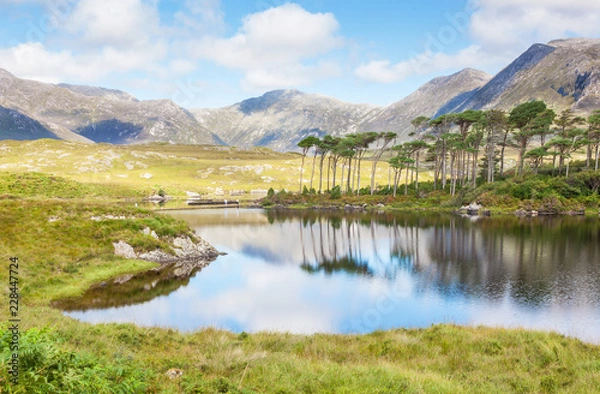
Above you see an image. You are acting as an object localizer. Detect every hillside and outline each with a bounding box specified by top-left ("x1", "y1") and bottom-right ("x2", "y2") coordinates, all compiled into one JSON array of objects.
[
  {"x1": 362, "y1": 68, "x2": 492, "y2": 137},
  {"x1": 192, "y1": 89, "x2": 379, "y2": 151},
  {"x1": 0, "y1": 68, "x2": 222, "y2": 145},
  {"x1": 455, "y1": 38, "x2": 600, "y2": 112}
]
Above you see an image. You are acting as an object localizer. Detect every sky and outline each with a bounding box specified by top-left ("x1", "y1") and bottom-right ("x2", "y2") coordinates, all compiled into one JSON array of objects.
[{"x1": 0, "y1": 0, "x2": 599, "y2": 109}]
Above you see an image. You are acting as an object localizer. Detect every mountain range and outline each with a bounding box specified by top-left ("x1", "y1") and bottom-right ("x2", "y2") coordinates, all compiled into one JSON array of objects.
[
  {"x1": 1, "y1": 38, "x2": 599, "y2": 151},
  {"x1": 0, "y1": 68, "x2": 222, "y2": 145}
]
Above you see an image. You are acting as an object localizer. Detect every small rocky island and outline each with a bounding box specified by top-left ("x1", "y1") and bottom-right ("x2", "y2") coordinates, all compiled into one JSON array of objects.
[{"x1": 54, "y1": 224, "x2": 222, "y2": 311}]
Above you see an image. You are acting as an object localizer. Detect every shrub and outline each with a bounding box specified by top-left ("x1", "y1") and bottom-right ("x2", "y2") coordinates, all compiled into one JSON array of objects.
[
  {"x1": 0, "y1": 327, "x2": 149, "y2": 393},
  {"x1": 569, "y1": 170, "x2": 600, "y2": 195},
  {"x1": 329, "y1": 185, "x2": 342, "y2": 199}
]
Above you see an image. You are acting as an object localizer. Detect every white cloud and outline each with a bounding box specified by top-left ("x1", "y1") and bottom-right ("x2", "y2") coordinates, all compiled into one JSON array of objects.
[
  {"x1": 173, "y1": 0, "x2": 225, "y2": 35},
  {"x1": 63, "y1": 0, "x2": 161, "y2": 49},
  {"x1": 0, "y1": 41, "x2": 166, "y2": 83},
  {"x1": 196, "y1": 3, "x2": 343, "y2": 91},
  {"x1": 355, "y1": 60, "x2": 411, "y2": 84},
  {"x1": 470, "y1": 0, "x2": 600, "y2": 52},
  {"x1": 0, "y1": 0, "x2": 171, "y2": 85},
  {"x1": 355, "y1": 45, "x2": 494, "y2": 83},
  {"x1": 356, "y1": 1, "x2": 600, "y2": 84}
]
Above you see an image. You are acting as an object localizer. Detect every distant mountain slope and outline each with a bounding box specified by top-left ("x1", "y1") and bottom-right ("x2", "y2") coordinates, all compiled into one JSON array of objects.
[
  {"x1": 362, "y1": 68, "x2": 492, "y2": 138},
  {"x1": 0, "y1": 68, "x2": 222, "y2": 145},
  {"x1": 57, "y1": 83, "x2": 139, "y2": 102},
  {"x1": 455, "y1": 38, "x2": 600, "y2": 112},
  {"x1": 0, "y1": 106, "x2": 59, "y2": 141},
  {"x1": 192, "y1": 89, "x2": 379, "y2": 151},
  {"x1": 192, "y1": 69, "x2": 491, "y2": 150}
]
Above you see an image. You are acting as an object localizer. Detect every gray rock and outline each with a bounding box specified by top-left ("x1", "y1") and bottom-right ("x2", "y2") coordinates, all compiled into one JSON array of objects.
[
  {"x1": 113, "y1": 241, "x2": 137, "y2": 259},
  {"x1": 138, "y1": 250, "x2": 173, "y2": 263},
  {"x1": 142, "y1": 227, "x2": 159, "y2": 239},
  {"x1": 114, "y1": 274, "x2": 133, "y2": 285}
]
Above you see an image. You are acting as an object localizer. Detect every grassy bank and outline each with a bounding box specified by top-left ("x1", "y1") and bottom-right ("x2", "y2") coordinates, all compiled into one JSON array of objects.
[{"x1": 1, "y1": 143, "x2": 600, "y2": 393}]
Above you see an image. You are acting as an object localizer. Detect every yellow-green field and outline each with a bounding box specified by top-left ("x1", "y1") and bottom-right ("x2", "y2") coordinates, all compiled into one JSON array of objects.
[{"x1": 0, "y1": 139, "x2": 412, "y2": 200}]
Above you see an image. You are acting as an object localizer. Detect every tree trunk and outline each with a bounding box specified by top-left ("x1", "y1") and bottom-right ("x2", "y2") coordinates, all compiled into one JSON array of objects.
[
  {"x1": 332, "y1": 158, "x2": 338, "y2": 189},
  {"x1": 299, "y1": 154, "x2": 306, "y2": 193},
  {"x1": 347, "y1": 157, "x2": 353, "y2": 193},
  {"x1": 310, "y1": 153, "x2": 317, "y2": 191},
  {"x1": 441, "y1": 140, "x2": 447, "y2": 190},
  {"x1": 434, "y1": 152, "x2": 439, "y2": 191},
  {"x1": 472, "y1": 146, "x2": 480, "y2": 189},
  {"x1": 517, "y1": 142, "x2": 527, "y2": 177},
  {"x1": 486, "y1": 139, "x2": 494, "y2": 183},
  {"x1": 415, "y1": 151, "x2": 420, "y2": 192},
  {"x1": 500, "y1": 131, "x2": 509, "y2": 176},
  {"x1": 370, "y1": 159, "x2": 377, "y2": 195},
  {"x1": 450, "y1": 153, "x2": 456, "y2": 197},
  {"x1": 404, "y1": 163, "x2": 410, "y2": 196},
  {"x1": 318, "y1": 154, "x2": 326, "y2": 193},
  {"x1": 340, "y1": 159, "x2": 345, "y2": 191},
  {"x1": 356, "y1": 155, "x2": 363, "y2": 195},
  {"x1": 327, "y1": 157, "x2": 332, "y2": 190},
  {"x1": 393, "y1": 170, "x2": 399, "y2": 197}
]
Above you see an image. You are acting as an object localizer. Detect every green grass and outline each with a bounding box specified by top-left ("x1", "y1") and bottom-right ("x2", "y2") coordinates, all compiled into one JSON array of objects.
[
  {"x1": 1, "y1": 141, "x2": 600, "y2": 393},
  {"x1": 0, "y1": 172, "x2": 142, "y2": 200},
  {"x1": 6, "y1": 308, "x2": 600, "y2": 393}
]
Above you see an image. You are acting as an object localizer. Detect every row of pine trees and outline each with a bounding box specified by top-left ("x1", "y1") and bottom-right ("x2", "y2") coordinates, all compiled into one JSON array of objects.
[{"x1": 297, "y1": 101, "x2": 600, "y2": 197}]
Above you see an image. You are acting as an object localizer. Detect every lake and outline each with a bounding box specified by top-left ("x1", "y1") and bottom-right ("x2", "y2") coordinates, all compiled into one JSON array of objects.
[{"x1": 63, "y1": 209, "x2": 600, "y2": 343}]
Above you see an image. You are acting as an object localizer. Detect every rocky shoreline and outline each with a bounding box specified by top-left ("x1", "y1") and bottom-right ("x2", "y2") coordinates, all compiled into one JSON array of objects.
[
  {"x1": 53, "y1": 234, "x2": 223, "y2": 311},
  {"x1": 111, "y1": 234, "x2": 222, "y2": 285}
]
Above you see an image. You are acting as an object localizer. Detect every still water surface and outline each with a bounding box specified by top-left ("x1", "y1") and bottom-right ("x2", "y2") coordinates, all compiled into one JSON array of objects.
[{"x1": 65, "y1": 209, "x2": 600, "y2": 343}]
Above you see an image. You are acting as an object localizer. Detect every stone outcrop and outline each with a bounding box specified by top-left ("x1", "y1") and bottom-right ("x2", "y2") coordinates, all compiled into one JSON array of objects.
[{"x1": 112, "y1": 234, "x2": 220, "y2": 284}]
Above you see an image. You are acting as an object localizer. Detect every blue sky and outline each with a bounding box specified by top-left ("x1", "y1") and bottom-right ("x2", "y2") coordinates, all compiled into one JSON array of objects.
[{"x1": 1, "y1": 0, "x2": 599, "y2": 108}]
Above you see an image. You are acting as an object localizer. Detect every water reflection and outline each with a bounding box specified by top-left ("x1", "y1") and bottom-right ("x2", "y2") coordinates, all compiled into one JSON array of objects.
[
  {"x1": 263, "y1": 210, "x2": 600, "y2": 309},
  {"x1": 64, "y1": 209, "x2": 600, "y2": 343}
]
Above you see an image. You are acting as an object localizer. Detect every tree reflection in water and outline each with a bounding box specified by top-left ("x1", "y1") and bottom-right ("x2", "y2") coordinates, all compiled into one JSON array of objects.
[{"x1": 267, "y1": 210, "x2": 600, "y2": 309}]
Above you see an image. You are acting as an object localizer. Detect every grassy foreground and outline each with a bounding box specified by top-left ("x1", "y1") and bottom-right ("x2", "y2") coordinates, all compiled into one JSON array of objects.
[{"x1": 0, "y1": 142, "x2": 599, "y2": 393}]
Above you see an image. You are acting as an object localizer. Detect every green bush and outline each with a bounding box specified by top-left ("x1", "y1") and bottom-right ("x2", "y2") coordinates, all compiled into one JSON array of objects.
[
  {"x1": 1, "y1": 327, "x2": 149, "y2": 393},
  {"x1": 569, "y1": 170, "x2": 600, "y2": 196},
  {"x1": 329, "y1": 185, "x2": 342, "y2": 199}
]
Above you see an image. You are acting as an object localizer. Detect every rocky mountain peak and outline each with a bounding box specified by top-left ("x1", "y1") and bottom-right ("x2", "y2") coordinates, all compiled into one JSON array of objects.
[
  {"x1": 237, "y1": 89, "x2": 304, "y2": 115},
  {"x1": 548, "y1": 38, "x2": 600, "y2": 49},
  {"x1": 57, "y1": 83, "x2": 139, "y2": 102},
  {"x1": 0, "y1": 68, "x2": 15, "y2": 81}
]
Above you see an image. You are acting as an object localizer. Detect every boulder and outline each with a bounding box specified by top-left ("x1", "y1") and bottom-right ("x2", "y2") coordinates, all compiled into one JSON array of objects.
[{"x1": 113, "y1": 241, "x2": 137, "y2": 259}]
